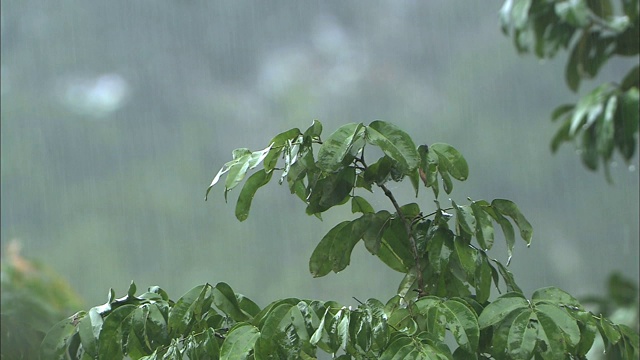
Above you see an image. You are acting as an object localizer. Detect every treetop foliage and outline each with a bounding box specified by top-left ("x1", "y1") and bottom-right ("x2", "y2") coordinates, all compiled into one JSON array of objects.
[{"x1": 41, "y1": 120, "x2": 639, "y2": 359}]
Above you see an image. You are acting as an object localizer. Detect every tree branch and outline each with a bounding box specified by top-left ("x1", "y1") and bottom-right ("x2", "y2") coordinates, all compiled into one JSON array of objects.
[{"x1": 379, "y1": 183, "x2": 426, "y2": 298}]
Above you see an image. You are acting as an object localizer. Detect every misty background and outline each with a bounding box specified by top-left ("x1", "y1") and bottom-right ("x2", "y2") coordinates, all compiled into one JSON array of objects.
[{"x1": 1, "y1": 1, "x2": 638, "y2": 310}]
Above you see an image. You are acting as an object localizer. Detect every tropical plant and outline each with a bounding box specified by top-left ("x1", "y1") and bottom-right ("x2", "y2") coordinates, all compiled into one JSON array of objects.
[
  {"x1": 41, "y1": 120, "x2": 638, "y2": 359},
  {"x1": 499, "y1": 0, "x2": 639, "y2": 179}
]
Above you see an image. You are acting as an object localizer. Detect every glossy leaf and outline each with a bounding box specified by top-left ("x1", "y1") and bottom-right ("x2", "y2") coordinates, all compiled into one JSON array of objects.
[
  {"x1": 40, "y1": 312, "x2": 85, "y2": 360},
  {"x1": 478, "y1": 292, "x2": 528, "y2": 329},
  {"x1": 213, "y1": 282, "x2": 250, "y2": 322},
  {"x1": 220, "y1": 323, "x2": 260, "y2": 360},
  {"x1": 440, "y1": 298, "x2": 479, "y2": 354},
  {"x1": 430, "y1": 143, "x2": 469, "y2": 181},
  {"x1": 365, "y1": 120, "x2": 420, "y2": 174},
  {"x1": 452, "y1": 201, "x2": 475, "y2": 236},
  {"x1": 362, "y1": 210, "x2": 392, "y2": 255},
  {"x1": 263, "y1": 128, "x2": 303, "y2": 172},
  {"x1": 97, "y1": 304, "x2": 136, "y2": 360},
  {"x1": 493, "y1": 260, "x2": 523, "y2": 293},
  {"x1": 531, "y1": 287, "x2": 582, "y2": 308},
  {"x1": 535, "y1": 303, "x2": 580, "y2": 349},
  {"x1": 507, "y1": 309, "x2": 537, "y2": 360},
  {"x1": 534, "y1": 309, "x2": 567, "y2": 359},
  {"x1": 317, "y1": 123, "x2": 365, "y2": 172},
  {"x1": 168, "y1": 284, "x2": 210, "y2": 336}
]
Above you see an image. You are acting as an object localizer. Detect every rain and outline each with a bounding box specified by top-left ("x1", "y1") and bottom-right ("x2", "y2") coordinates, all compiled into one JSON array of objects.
[{"x1": 1, "y1": 0, "x2": 638, "y2": 345}]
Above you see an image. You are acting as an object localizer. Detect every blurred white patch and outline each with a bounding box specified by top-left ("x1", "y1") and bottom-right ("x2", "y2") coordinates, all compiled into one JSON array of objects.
[{"x1": 57, "y1": 73, "x2": 130, "y2": 119}]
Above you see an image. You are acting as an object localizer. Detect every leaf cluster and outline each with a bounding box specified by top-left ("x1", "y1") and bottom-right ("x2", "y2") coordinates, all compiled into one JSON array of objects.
[
  {"x1": 42, "y1": 121, "x2": 639, "y2": 359},
  {"x1": 500, "y1": 0, "x2": 639, "y2": 178}
]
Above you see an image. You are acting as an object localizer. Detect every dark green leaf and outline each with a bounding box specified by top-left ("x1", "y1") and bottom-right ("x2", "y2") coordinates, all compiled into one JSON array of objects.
[
  {"x1": 598, "y1": 317, "x2": 622, "y2": 345},
  {"x1": 484, "y1": 205, "x2": 515, "y2": 264},
  {"x1": 306, "y1": 167, "x2": 356, "y2": 215},
  {"x1": 615, "y1": 88, "x2": 639, "y2": 160},
  {"x1": 303, "y1": 120, "x2": 323, "y2": 143},
  {"x1": 317, "y1": 123, "x2": 365, "y2": 172},
  {"x1": 365, "y1": 120, "x2": 420, "y2": 174},
  {"x1": 235, "y1": 169, "x2": 273, "y2": 221},
  {"x1": 474, "y1": 253, "x2": 493, "y2": 303},
  {"x1": 362, "y1": 210, "x2": 392, "y2": 255},
  {"x1": 427, "y1": 227, "x2": 454, "y2": 273},
  {"x1": 78, "y1": 308, "x2": 102, "y2": 358}
]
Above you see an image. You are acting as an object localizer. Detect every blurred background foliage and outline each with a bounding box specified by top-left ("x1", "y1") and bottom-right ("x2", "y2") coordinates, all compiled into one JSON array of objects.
[{"x1": 1, "y1": 0, "x2": 638, "y2": 344}]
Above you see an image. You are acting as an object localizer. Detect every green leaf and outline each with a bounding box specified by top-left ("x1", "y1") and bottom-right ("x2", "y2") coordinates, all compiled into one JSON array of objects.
[
  {"x1": 98, "y1": 304, "x2": 137, "y2": 360},
  {"x1": 78, "y1": 308, "x2": 103, "y2": 358},
  {"x1": 377, "y1": 218, "x2": 415, "y2": 273},
  {"x1": 535, "y1": 310, "x2": 567, "y2": 359},
  {"x1": 303, "y1": 120, "x2": 323, "y2": 143},
  {"x1": 470, "y1": 201, "x2": 494, "y2": 251},
  {"x1": 598, "y1": 317, "x2": 622, "y2": 345},
  {"x1": 474, "y1": 253, "x2": 493, "y2": 303},
  {"x1": 534, "y1": 303, "x2": 580, "y2": 349},
  {"x1": 235, "y1": 169, "x2": 273, "y2": 221},
  {"x1": 452, "y1": 201, "x2": 476, "y2": 236},
  {"x1": 506, "y1": 309, "x2": 537, "y2": 360},
  {"x1": 440, "y1": 298, "x2": 480, "y2": 354},
  {"x1": 317, "y1": 123, "x2": 365, "y2": 172},
  {"x1": 40, "y1": 312, "x2": 84, "y2": 360},
  {"x1": 263, "y1": 128, "x2": 303, "y2": 172},
  {"x1": 365, "y1": 120, "x2": 420, "y2": 174},
  {"x1": 483, "y1": 205, "x2": 516, "y2": 264},
  {"x1": 427, "y1": 227, "x2": 454, "y2": 273},
  {"x1": 478, "y1": 292, "x2": 528, "y2": 329},
  {"x1": 220, "y1": 323, "x2": 260, "y2": 360},
  {"x1": 430, "y1": 143, "x2": 469, "y2": 181},
  {"x1": 531, "y1": 287, "x2": 582, "y2": 308},
  {"x1": 306, "y1": 167, "x2": 356, "y2": 215},
  {"x1": 351, "y1": 195, "x2": 374, "y2": 214},
  {"x1": 491, "y1": 199, "x2": 533, "y2": 246},
  {"x1": 168, "y1": 284, "x2": 210, "y2": 336},
  {"x1": 309, "y1": 221, "x2": 350, "y2": 278},
  {"x1": 453, "y1": 236, "x2": 476, "y2": 277},
  {"x1": 615, "y1": 87, "x2": 639, "y2": 160},
  {"x1": 493, "y1": 260, "x2": 523, "y2": 294},
  {"x1": 213, "y1": 282, "x2": 250, "y2": 322},
  {"x1": 362, "y1": 210, "x2": 392, "y2": 255}
]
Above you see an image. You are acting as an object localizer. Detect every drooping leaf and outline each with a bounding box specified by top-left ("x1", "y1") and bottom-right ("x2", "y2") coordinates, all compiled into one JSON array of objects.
[
  {"x1": 235, "y1": 169, "x2": 273, "y2": 221},
  {"x1": 491, "y1": 199, "x2": 533, "y2": 246},
  {"x1": 452, "y1": 200, "x2": 476, "y2": 236},
  {"x1": 470, "y1": 201, "x2": 494, "y2": 251},
  {"x1": 493, "y1": 260, "x2": 523, "y2": 293},
  {"x1": 506, "y1": 309, "x2": 537, "y2": 360},
  {"x1": 535, "y1": 309, "x2": 567, "y2": 359},
  {"x1": 317, "y1": 123, "x2": 365, "y2": 172},
  {"x1": 365, "y1": 120, "x2": 420, "y2": 174},
  {"x1": 362, "y1": 210, "x2": 392, "y2": 255},
  {"x1": 440, "y1": 298, "x2": 480, "y2": 354}
]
